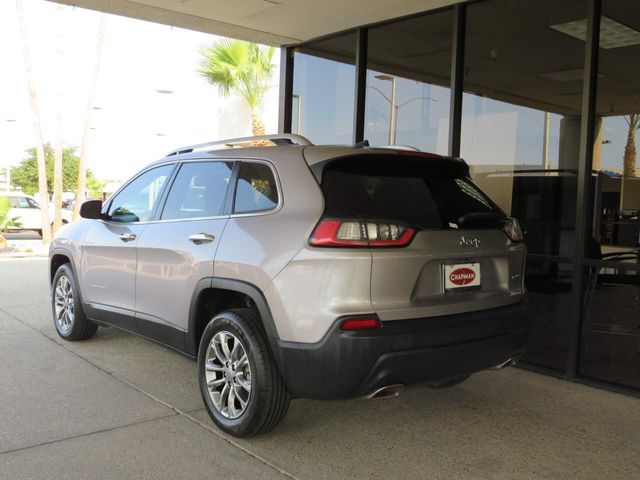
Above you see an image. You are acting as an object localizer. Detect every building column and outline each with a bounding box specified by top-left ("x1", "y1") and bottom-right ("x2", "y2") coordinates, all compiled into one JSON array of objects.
[{"x1": 559, "y1": 115, "x2": 602, "y2": 171}]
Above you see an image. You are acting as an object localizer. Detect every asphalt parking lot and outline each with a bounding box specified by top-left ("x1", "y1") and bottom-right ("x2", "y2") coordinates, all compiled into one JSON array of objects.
[{"x1": 1, "y1": 258, "x2": 639, "y2": 480}]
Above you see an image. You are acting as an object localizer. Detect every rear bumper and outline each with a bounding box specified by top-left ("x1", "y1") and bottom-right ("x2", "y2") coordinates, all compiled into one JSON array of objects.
[{"x1": 275, "y1": 301, "x2": 532, "y2": 400}]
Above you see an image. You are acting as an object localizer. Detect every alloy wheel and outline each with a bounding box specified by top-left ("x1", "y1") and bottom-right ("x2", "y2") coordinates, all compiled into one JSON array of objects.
[
  {"x1": 54, "y1": 275, "x2": 75, "y2": 333},
  {"x1": 204, "y1": 331, "x2": 252, "y2": 419}
]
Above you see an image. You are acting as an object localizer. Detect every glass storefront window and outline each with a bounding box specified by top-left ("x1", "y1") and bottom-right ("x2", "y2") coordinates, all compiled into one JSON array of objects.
[
  {"x1": 579, "y1": 0, "x2": 640, "y2": 387},
  {"x1": 364, "y1": 10, "x2": 452, "y2": 152},
  {"x1": 462, "y1": 0, "x2": 587, "y2": 260},
  {"x1": 524, "y1": 260, "x2": 574, "y2": 370},
  {"x1": 461, "y1": 0, "x2": 587, "y2": 371},
  {"x1": 292, "y1": 33, "x2": 356, "y2": 144}
]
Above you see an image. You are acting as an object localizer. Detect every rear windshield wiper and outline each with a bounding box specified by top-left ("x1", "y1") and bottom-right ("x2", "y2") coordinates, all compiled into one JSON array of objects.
[{"x1": 457, "y1": 212, "x2": 504, "y2": 226}]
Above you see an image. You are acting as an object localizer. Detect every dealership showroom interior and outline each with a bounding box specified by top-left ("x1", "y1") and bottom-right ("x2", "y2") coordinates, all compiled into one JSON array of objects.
[{"x1": 1, "y1": 0, "x2": 639, "y2": 479}]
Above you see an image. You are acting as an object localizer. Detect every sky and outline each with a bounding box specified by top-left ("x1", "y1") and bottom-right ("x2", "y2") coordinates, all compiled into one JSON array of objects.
[{"x1": 0, "y1": 0, "x2": 279, "y2": 182}]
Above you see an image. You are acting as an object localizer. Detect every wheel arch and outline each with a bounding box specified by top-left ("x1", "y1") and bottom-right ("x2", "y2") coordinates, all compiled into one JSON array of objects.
[
  {"x1": 50, "y1": 248, "x2": 87, "y2": 303},
  {"x1": 187, "y1": 278, "x2": 282, "y2": 361},
  {"x1": 50, "y1": 249, "x2": 75, "y2": 284}
]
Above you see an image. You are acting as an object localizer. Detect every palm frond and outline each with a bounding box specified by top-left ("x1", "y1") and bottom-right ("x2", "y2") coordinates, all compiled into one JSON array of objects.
[{"x1": 198, "y1": 38, "x2": 275, "y2": 110}]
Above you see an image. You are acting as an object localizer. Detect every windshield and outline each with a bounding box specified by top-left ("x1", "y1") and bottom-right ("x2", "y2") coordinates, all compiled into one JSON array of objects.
[{"x1": 321, "y1": 156, "x2": 504, "y2": 230}]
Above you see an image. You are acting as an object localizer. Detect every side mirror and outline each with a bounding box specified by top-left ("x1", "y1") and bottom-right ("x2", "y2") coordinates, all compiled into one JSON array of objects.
[{"x1": 80, "y1": 200, "x2": 103, "y2": 219}]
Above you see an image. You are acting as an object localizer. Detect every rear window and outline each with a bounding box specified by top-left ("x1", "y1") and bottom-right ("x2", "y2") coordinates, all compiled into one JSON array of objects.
[
  {"x1": 233, "y1": 162, "x2": 279, "y2": 214},
  {"x1": 321, "y1": 156, "x2": 502, "y2": 229}
]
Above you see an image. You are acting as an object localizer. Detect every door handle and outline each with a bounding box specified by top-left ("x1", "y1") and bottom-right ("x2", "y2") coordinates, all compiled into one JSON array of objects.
[
  {"x1": 189, "y1": 233, "x2": 215, "y2": 244},
  {"x1": 119, "y1": 233, "x2": 137, "y2": 242}
]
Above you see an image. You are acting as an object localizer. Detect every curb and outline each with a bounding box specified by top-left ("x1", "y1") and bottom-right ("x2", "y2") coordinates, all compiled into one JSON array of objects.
[{"x1": 0, "y1": 251, "x2": 49, "y2": 259}]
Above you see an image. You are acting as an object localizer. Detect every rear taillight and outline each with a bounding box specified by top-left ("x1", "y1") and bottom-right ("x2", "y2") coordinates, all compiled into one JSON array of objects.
[
  {"x1": 503, "y1": 217, "x2": 524, "y2": 243},
  {"x1": 309, "y1": 219, "x2": 415, "y2": 248},
  {"x1": 340, "y1": 316, "x2": 382, "y2": 331}
]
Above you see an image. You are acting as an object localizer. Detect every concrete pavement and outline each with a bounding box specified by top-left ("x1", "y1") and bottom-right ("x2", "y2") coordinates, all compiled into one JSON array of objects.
[{"x1": 1, "y1": 258, "x2": 639, "y2": 479}]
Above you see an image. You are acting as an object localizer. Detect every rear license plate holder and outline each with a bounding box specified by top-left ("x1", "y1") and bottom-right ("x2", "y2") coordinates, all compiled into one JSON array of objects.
[{"x1": 443, "y1": 262, "x2": 481, "y2": 293}]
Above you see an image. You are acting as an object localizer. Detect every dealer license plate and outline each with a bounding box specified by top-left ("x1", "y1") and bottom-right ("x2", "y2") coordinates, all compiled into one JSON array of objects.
[{"x1": 443, "y1": 263, "x2": 481, "y2": 292}]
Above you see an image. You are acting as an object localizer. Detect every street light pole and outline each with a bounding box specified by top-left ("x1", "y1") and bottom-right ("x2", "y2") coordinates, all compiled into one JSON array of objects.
[
  {"x1": 388, "y1": 76, "x2": 396, "y2": 145},
  {"x1": 372, "y1": 74, "x2": 438, "y2": 146},
  {"x1": 542, "y1": 112, "x2": 550, "y2": 170}
]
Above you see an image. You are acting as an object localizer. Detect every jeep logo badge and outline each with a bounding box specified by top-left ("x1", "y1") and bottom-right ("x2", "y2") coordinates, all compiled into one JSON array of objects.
[{"x1": 459, "y1": 235, "x2": 480, "y2": 248}]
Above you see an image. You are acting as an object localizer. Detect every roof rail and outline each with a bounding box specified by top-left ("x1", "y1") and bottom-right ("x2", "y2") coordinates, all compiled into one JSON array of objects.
[
  {"x1": 374, "y1": 145, "x2": 422, "y2": 152},
  {"x1": 166, "y1": 133, "x2": 313, "y2": 156}
]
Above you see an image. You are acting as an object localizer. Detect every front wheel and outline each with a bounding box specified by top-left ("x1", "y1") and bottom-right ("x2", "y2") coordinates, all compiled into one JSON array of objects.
[
  {"x1": 197, "y1": 309, "x2": 290, "y2": 437},
  {"x1": 52, "y1": 264, "x2": 98, "y2": 341}
]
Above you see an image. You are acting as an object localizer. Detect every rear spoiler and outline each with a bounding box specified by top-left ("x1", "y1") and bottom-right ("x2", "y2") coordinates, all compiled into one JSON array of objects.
[{"x1": 306, "y1": 152, "x2": 470, "y2": 184}]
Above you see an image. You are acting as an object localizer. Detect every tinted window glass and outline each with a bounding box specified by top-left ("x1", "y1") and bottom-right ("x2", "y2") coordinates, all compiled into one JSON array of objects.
[
  {"x1": 461, "y1": 0, "x2": 587, "y2": 257},
  {"x1": 365, "y1": 9, "x2": 452, "y2": 152},
  {"x1": 321, "y1": 156, "x2": 500, "y2": 229},
  {"x1": 108, "y1": 165, "x2": 173, "y2": 223},
  {"x1": 234, "y1": 163, "x2": 278, "y2": 214},
  {"x1": 292, "y1": 33, "x2": 356, "y2": 144},
  {"x1": 161, "y1": 162, "x2": 233, "y2": 220}
]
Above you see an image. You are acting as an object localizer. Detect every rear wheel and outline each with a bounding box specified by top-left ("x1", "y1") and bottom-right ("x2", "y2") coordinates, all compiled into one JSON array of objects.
[
  {"x1": 52, "y1": 264, "x2": 98, "y2": 341},
  {"x1": 197, "y1": 309, "x2": 289, "y2": 437}
]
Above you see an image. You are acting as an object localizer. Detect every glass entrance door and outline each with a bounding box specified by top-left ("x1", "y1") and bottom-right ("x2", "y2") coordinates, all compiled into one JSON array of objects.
[{"x1": 579, "y1": 0, "x2": 640, "y2": 387}]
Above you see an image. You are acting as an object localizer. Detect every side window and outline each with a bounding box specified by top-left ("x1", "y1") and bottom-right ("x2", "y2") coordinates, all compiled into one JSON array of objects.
[
  {"x1": 108, "y1": 164, "x2": 174, "y2": 223},
  {"x1": 14, "y1": 197, "x2": 30, "y2": 208},
  {"x1": 26, "y1": 197, "x2": 40, "y2": 209},
  {"x1": 161, "y1": 161, "x2": 233, "y2": 220},
  {"x1": 233, "y1": 163, "x2": 279, "y2": 214}
]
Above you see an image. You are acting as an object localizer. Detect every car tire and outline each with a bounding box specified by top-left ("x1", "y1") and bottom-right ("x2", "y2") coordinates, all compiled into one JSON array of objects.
[
  {"x1": 197, "y1": 308, "x2": 290, "y2": 437},
  {"x1": 52, "y1": 264, "x2": 98, "y2": 341},
  {"x1": 429, "y1": 374, "x2": 471, "y2": 389}
]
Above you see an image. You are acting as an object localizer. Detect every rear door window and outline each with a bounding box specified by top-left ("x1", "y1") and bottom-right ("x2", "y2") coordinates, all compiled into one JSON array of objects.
[
  {"x1": 161, "y1": 161, "x2": 233, "y2": 220},
  {"x1": 321, "y1": 155, "x2": 502, "y2": 229},
  {"x1": 233, "y1": 162, "x2": 279, "y2": 214}
]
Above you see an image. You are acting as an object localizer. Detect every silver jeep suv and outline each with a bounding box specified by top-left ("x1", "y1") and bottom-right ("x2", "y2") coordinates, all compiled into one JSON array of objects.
[{"x1": 50, "y1": 134, "x2": 531, "y2": 437}]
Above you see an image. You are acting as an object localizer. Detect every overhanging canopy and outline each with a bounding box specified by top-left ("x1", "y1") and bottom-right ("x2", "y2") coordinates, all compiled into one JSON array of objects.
[{"x1": 47, "y1": 0, "x2": 459, "y2": 46}]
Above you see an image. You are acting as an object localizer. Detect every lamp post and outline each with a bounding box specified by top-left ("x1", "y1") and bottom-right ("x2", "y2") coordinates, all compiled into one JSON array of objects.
[
  {"x1": 374, "y1": 74, "x2": 396, "y2": 144},
  {"x1": 369, "y1": 75, "x2": 438, "y2": 145},
  {"x1": 2, "y1": 119, "x2": 17, "y2": 193},
  {"x1": 542, "y1": 112, "x2": 550, "y2": 170},
  {"x1": 154, "y1": 88, "x2": 173, "y2": 152}
]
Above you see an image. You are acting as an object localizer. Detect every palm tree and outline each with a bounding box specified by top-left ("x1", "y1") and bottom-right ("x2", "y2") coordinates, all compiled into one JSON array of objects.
[
  {"x1": 16, "y1": 0, "x2": 51, "y2": 244},
  {"x1": 623, "y1": 114, "x2": 639, "y2": 178},
  {"x1": 74, "y1": 14, "x2": 106, "y2": 220},
  {"x1": 53, "y1": 3, "x2": 65, "y2": 233},
  {"x1": 199, "y1": 39, "x2": 275, "y2": 139}
]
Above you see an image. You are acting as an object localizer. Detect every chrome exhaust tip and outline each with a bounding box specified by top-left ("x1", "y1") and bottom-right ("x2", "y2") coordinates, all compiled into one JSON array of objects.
[
  {"x1": 365, "y1": 384, "x2": 405, "y2": 399},
  {"x1": 489, "y1": 354, "x2": 522, "y2": 370}
]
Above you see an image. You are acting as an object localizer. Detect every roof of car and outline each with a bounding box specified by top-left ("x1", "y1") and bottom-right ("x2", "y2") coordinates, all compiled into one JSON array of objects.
[
  {"x1": 2, "y1": 192, "x2": 32, "y2": 198},
  {"x1": 145, "y1": 133, "x2": 467, "y2": 174},
  {"x1": 151, "y1": 144, "x2": 460, "y2": 166}
]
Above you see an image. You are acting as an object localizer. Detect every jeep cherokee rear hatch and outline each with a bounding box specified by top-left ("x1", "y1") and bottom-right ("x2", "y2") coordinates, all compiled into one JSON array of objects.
[{"x1": 310, "y1": 153, "x2": 526, "y2": 321}]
